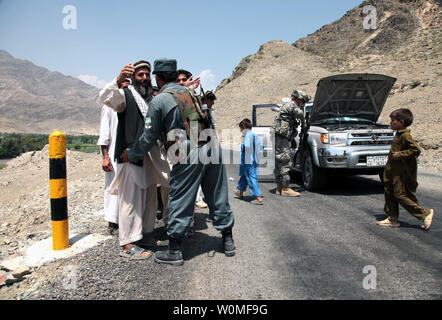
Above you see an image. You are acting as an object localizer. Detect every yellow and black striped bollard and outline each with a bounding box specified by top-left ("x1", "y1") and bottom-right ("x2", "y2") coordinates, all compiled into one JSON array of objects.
[{"x1": 49, "y1": 131, "x2": 69, "y2": 250}]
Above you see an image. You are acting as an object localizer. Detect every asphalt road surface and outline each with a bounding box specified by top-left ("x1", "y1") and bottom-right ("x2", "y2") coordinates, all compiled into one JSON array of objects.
[{"x1": 40, "y1": 162, "x2": 442, "y2": 300}]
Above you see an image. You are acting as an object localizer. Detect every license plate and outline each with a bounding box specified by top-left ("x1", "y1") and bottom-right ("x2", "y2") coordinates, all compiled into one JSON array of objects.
[{"x1": 367, "y1": 155, "x2": 387, "y2": 167}]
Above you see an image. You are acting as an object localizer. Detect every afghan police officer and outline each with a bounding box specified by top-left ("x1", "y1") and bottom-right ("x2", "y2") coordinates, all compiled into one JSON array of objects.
[
  {"x1": 121, "y1": 59, "x2": 235, "y2": 266},
  {"x1": 273, "y1": 89, "x2": 311, "y2": 197}
]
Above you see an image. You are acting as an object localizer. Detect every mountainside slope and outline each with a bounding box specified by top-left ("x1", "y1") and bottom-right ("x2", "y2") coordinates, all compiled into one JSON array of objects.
[
  {"x1": 0, "y1": 50, "x2": 100, "y2": 135},
  {"x1": 214, "y1": 40, "x2": 331, "y2": 130}
]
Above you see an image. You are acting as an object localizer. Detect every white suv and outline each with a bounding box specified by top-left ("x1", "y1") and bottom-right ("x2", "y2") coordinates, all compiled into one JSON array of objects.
[{"x1": 252, "y1": 73, "x2": 396, "y2": 190}]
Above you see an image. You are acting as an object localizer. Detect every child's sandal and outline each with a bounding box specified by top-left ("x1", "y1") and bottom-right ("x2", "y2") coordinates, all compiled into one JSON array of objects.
[
  {"x1": 421, "y1": 209, "x2": 434, "y2": 231},
  {"x1": 376, "y1": 218, "x2": 400, "y2": 227}
]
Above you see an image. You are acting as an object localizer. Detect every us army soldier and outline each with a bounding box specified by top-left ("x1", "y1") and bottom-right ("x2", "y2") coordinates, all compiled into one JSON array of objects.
[{"x1": 273, "y1": 90, "x2": 311, "y2": 196}]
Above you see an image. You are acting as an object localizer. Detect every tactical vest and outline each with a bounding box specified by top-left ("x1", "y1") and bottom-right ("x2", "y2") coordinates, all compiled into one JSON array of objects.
[
  {"x1": 163, "y1": 87, "x2": 212, "y2": 149},
  {"x1": 273, "y1": 106, "x2": 302, "y2": 140}
]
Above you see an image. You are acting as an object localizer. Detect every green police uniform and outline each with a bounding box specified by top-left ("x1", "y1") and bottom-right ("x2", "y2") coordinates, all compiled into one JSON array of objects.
[{"x1": 383, "y1": 129, "x2": 431, "y2": 221}]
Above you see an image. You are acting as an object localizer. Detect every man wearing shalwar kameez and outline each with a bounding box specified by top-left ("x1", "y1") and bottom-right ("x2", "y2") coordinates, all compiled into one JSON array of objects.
[
  {"x1": 235, "y1": 118, "x2": 264, "y2": 205},
  {"x1": 97, "y1": 102, "x2": 119, "y2": 234},
  {"x1": 98, "y1": 61, "x2": 170, "y2": 260},
  {"x1": 97, "y1": 78, "x2": 131, "y2": 235}
]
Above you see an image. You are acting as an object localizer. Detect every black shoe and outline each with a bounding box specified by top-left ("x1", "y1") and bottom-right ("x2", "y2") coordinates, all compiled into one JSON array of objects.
[
  {"x1": 154, "y1": 250, "x2": 183, "y2": 266},
  {"x1": 154, "y1": 237, "x2": 184, "y2": 266},
  {"x1": 221, "y1": 229, "x2": 235, "y2": 257}
]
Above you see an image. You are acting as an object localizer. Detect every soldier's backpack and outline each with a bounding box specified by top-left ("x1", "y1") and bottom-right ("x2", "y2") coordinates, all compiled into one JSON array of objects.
[{"x1": 163, "y1": 87, "x2": 212, "y2": 147}]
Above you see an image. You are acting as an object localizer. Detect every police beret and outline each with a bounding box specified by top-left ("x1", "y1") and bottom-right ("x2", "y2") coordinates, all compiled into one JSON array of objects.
[{"x1": 152, "y1": 59, "x2": 177, "y2": 74}]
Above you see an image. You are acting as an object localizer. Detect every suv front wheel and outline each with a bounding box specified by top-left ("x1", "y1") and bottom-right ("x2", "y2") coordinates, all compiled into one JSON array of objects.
[{"x1": 302, "y1": 151, "x2": 327, "y2": 191}]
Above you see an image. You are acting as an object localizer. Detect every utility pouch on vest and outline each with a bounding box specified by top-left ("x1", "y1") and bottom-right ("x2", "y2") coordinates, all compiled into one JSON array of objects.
[{"x1": 273, "y1": 116, "x2": 291, "y2": 139}]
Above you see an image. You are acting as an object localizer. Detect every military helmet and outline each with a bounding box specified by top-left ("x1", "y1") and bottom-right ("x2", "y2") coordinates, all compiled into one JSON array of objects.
[{"x1": 291, "y1": 90, "x2": 311, "y2": 102}]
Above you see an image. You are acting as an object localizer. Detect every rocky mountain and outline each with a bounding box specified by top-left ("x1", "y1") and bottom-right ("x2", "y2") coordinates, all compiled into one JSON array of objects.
[
  {"x1": 0, "y1": 50, "x2": 100, "y2": 135},
  {"x1": 214, "y1": 0, "x2": 441, "y2": 171},
  {"x1": 293, "y1": 0, "x2": 441, "y2": 68}
]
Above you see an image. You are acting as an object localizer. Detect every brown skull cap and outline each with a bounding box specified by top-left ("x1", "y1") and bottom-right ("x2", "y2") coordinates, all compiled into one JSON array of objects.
[{"x1": 133, "y1": 60, "x2": 151, "y2": 72}]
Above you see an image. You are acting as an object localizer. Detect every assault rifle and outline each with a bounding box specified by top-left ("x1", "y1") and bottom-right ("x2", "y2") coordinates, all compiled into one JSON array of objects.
[
  {"x1": 293, "y1": 110, "x2": 311, "y2": 167},
  {"x1": 199, "y1": 83, "x2": 214, "y2": 129}
]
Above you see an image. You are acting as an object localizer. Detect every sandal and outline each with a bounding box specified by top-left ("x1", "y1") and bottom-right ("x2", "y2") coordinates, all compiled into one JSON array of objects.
[
  {"x1": 250, "y1": 199, "x2": 263, "y2": 205},
  {"x1": 120, "y1": 244, "x2": 152, "y2": 260},
  {"x1": 376, "y1": 218, "x2": 400, "y2": 228},
  {"x1": 233, "y1": 189, "x2": 243, "y2": 199},
  {"x1": 195, "y1": 201, "x2": 208, "y2": 208},
  {"x1": 421, "y1": 209, "x2": 434, "y2": 231}
]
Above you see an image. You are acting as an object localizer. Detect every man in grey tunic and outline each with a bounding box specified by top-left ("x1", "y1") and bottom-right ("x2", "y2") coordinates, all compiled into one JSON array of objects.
[
  {"x1": 273, "y1": 90, "x2": 310, "y2": 197},
  {"x1": 121, "y1": 59, "x2": 235, "y2": 266}
]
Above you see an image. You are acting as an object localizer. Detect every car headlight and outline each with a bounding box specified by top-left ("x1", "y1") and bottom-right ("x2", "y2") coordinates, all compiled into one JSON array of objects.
[{"x1": 321, "y1": 134, "x2": 329, "y2": 144}]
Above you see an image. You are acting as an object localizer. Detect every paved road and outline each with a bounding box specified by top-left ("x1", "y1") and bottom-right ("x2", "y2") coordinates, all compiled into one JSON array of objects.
[{"x1": 40, "y1": 162, "x2": 442, "y2": 300}]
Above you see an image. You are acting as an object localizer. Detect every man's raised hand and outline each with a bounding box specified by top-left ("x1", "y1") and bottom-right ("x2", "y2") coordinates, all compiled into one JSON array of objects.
[
  {"x1": 185, "y1": 76, "x2": 200, "y2": 90},
  {"x1": 117, "y1": 64, "x2": 134, "y2": 87}
]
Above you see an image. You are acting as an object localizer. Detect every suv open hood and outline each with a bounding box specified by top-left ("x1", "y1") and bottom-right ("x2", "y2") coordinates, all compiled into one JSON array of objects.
[{"x1": 309, "y1": 73, "x2": 397, "y2": 124}]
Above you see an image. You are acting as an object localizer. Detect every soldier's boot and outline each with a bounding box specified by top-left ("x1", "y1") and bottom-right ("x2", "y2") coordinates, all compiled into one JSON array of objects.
[
  {"x1": 221, "y1": 229, "x2": 236, "y2": 257},
  {"x1": 276, "y1": 183, "x2": 283, "y2": 195},
  {"x1": 281, "y1": 188, "x2": 301, "y2": 197},
  {"x1": 154, "y1": 237, "x2": 184, "y2": 266}
]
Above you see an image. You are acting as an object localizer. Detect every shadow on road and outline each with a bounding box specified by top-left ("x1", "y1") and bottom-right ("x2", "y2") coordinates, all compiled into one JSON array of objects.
[
  {"x1": 290, "y1": 174, "x2": 385, "y2": 196},
  {"x1": 183, "y1": 212, "x2": 225, "y2": 260},
  {"x1": 138, "y1": 212, "x2": 225, "y2": 260}
]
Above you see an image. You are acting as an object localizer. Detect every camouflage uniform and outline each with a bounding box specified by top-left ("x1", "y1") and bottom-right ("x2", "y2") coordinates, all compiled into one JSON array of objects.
[{"x1": 273, "y1": 90, "x2": 309, "y2": 189}]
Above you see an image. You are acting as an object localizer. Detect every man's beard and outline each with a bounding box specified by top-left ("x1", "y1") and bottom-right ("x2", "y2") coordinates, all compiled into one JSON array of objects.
[{"x1": 133, "y1": 80, "x2": 153, "y2": 100}]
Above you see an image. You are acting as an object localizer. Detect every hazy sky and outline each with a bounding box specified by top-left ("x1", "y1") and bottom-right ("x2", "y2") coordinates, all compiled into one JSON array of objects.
[{"x1": 0, "y1": 0, "x2": 364, "y2": 90}]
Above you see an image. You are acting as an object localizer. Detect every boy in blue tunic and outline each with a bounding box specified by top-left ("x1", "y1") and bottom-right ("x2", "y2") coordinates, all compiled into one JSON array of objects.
[{"x1": 235, "y1": 119, "x2": 264, "y2": 205}]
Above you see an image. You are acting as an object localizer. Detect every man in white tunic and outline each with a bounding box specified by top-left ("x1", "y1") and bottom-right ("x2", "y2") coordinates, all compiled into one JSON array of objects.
[
  {"x1": 97, "y1": 78, "x2": 130, "y2": 235},
  {"x1": 98, "y1": 61, "x2": 170, "y2": 260}
]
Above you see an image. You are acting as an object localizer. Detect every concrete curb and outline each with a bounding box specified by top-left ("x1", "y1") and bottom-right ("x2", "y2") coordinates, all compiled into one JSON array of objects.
[{"x1": 0, "y1": 233, "x2": 112, "y2": 270}]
